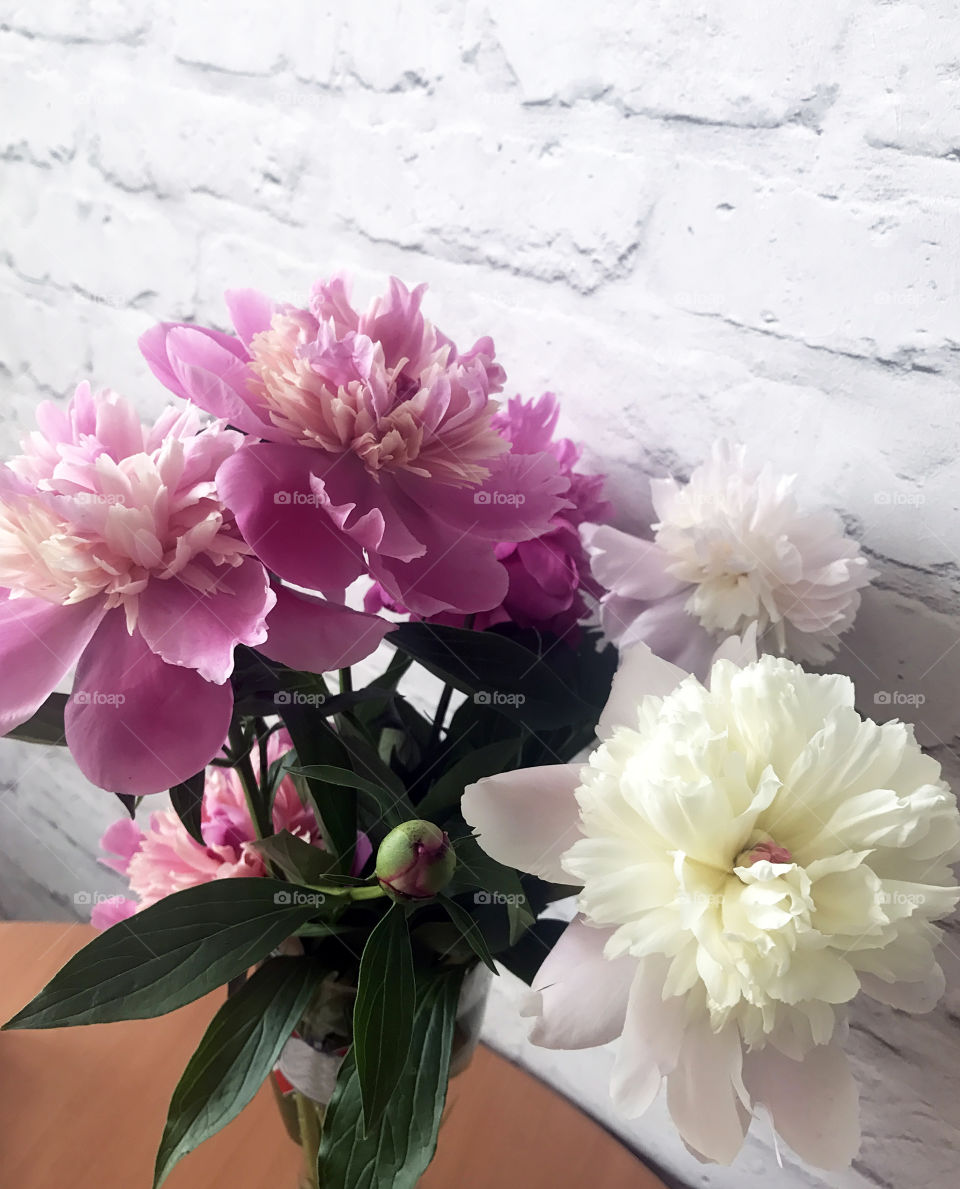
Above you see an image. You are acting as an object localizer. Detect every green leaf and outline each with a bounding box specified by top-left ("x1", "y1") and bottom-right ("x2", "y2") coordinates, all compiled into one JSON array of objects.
[
  {"x1": 415, "y1": 739, "x2": 521, "y2": 818},
  {"x1": 248, "y1": 830, "x2": 338, "y2": 886},
  {"x1": 387, "y1": 623, "x2": 595, "y2": 730},
  {"x1": 169, "y1": 770, "x2": 205, "y2": 845},
  {"x1": 448, "y1": 836, "x2": 535, "y2": 946},
  {"x1": 153, "y1": 957, "x2": 320, "y2": 1187},
  {"x1": 5, "y1": 692, "x2": 67, "y2": 745},
  {"x1": 279, "y1": 709, "x2": 357, "y2": 869},
  {"x1": 352, "y1": 906, "x2": 415, "y2": 1133},
  {"x1": 291, "y1": 765, "x2": 413, "y2": 829},
  {"x1": 437, "y1": 895, "x2": 497, "y2": 974},
  {"x1": 3, "y1": 880, "x2": 321, "y2": 1030},
  {"x1": 318, "y1": 969, "x2": 464, "y2": 1189}
]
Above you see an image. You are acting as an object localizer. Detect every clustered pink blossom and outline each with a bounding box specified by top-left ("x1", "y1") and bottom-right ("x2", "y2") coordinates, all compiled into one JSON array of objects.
[
  {"x1": 366, "y1": 393, "x2": 610, "y2": 637},
  {"x1": 0, "y1": 383, "x2": 387, "y2": 794},
  {"x1": 140, "y1": 277, "x2": 571, "y2": 619}
]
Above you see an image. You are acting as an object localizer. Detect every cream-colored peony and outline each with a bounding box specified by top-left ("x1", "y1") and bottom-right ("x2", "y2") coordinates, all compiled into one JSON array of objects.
[
  {"x1": 462, "y1": 642, "x2": 960, "y2": 1168},
  {"x1": 585, "y1": 442, "x2": 875, "y2": 673}
]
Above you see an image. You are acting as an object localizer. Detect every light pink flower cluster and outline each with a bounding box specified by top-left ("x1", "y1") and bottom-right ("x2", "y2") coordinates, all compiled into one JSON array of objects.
[
  {"x1": 91, "y1": 731, "x2": 363, "y2": 928},
  {"x1": 0, "y1": 384, "x2": 387, "y2": 794},
  {"x1": 140, "y1": 277, "x2": 571, "y2": 618}
]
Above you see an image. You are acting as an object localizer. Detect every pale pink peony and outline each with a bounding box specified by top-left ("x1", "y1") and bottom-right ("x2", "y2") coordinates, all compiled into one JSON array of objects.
[
  {"x1": 91, "y1": 730, "x2": 330, "y2": 927},
  {"x1": 585, "y1": 442, "x2": 875, "y2": 675},
  {"x1": 365, "y1": 393, "x2": 611, "y2": 637},
  {"x1": 140, "y1": 277, "x2": 571, "y2": 617},
  {"x1": 0, "y1": 383, "x2": 390, "y2": 794}
]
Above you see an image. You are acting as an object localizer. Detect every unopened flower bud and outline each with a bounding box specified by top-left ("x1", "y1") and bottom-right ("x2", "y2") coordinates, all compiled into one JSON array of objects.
[{"x1": 375, "y1": 821, "x2": 456, "y2": 901}]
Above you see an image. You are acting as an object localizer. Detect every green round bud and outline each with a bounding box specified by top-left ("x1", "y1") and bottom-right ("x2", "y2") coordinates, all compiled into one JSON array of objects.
[{"x1": 375, "y1": 820, "x2": 457, "y2": 902}]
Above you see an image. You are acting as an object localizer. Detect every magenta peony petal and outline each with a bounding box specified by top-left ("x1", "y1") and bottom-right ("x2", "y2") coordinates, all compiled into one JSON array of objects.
[
  {"x1": 65, "y1": 609, "x2": 233, "y2": 794},
  {"x1": 216, "y1": 444, "x2": 367, "y2": 594},
  {"x1": 0, "y1": 593, "x2": 106, "y2": 735},
  {"x1": 137, "y1": 557, "x2": 275, "y2": 684},
  {"x1": 259, "y1": 584, "x2": 391, "y2": 673},
  {"x1": 397, "y1": 451, "x2": 571, "y2": 544},
  {"x1": 370, "y1": 524, "x2": 510, "y2": 616},
  {"x1": 524, "y1": 917, "x2": 635, "y2": 1050},
  {"x1": 224, "y1": 288, "x2": 275, "y2": 347},
  {"x1": 163, "y1": 326, "x2": 280, "y2": 439}
]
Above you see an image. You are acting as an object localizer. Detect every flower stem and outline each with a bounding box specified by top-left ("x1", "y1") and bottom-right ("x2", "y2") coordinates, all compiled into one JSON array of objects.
[
  {"x1": 229, "y1": 721, "x2": 271, "y2": 840},
  {"x1": 312, "y1": 882, "x2": 386, "y2": 901},
  {"x1": 339, "y1": 667, "x2": 352, "y2": 696},
  {"x1": 428, "y1": 682, "x2": 454, "y2": 751}
]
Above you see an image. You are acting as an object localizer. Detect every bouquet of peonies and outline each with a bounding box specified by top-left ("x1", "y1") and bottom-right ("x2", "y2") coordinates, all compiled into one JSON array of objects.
[{"x1": 1, "y1": 274, "x2": 957, "y2": 1185}]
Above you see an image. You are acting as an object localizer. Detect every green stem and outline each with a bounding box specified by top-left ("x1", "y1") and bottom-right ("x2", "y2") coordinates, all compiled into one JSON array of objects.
[
  {"x1": 339, "y1": 667, "x2": 353, "y2": 695},
  {"x1": 313, "y1": 882, "x2": 387, "y2": 901},
  {"x1": 229, "y1": 721, "x2": 271, "y2": 840}
]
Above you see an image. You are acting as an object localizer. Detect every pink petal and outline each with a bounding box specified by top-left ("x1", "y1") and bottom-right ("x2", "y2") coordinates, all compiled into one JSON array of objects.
[
  {"x1": 665, "y1": 1018, "x2": 750, "y2": 1164},
  {"x1": 524, "y1": 917, "x2": 635, "y2": 1050},
  {"x1": 461, "y1": 764, "x2": 583, "y2": 883},
  {"x1": 137, "y1": 557, "x2": 275, "y2": 684},
  {"x1": 397, "y1": 450, "x2": 570, "y2": 544},
  {"x1": 163, "y1": 326, "x2": 280, "y2": 438},
  {"x1": 224, "y1": 288, "x2": 275, "y2": 347},
  {"x1": 259, "y1": 585, "x2": 391, "y2": 672},
  {"x1": 613, "y1": 593, "x2": 716, "y2": 678},
  {"x1": 98, "y1": 817, "x2": 144, "y2": 876},
  {"x1": 0, "y1": 593, "x2": 106, "y2": 735},
  {"x1": 583, "y1": 525, "x2": 687, "y2": 600},
  {"x1": 742, "y1": 1043, "x2": 860, "y2": 1170},
  {"x1": 90, "y1": 897, "x2": 138, "y2": 930},
  {"x1": 65, "y1": 609, "x2": 233, "y2": 794},
  {"x1": 611, "y1": 956, "x2": 687, "y2": 1117},
  {"x1": 216, "y1": 444, "x2": 367, "y2": 594},
  {"x1": 596, "y1": 642, "x2": 689, "y2": 740}
]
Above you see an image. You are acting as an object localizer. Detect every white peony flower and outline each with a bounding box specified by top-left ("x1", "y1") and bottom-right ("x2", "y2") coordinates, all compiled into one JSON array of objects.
[
  {"x1": 585, "y1": 441, "x2": 875, "y2": 673},
  {"x1": 462, "y1": 643, "x2": 960, "y2": 1169}
]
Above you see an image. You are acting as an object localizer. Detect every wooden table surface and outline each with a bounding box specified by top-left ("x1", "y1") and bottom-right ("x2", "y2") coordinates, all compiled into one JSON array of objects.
[{"x1": 0, "y1": 923, "x2": 667, "y2": 1189}]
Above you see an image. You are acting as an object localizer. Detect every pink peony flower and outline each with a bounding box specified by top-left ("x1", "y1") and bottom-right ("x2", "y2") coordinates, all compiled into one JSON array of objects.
[
  {"x1": 139, "y1": 277, "x2": 571, "y2": 617},
  {"x1": 0, "y1": 383, "x2": 390, "y2": 794},
  {"x1": 91, "y1": 730, "x2": 341, "y2": 927},
  {"x1": 366, "y1": 393, "x2": 611, "y2": 637}
]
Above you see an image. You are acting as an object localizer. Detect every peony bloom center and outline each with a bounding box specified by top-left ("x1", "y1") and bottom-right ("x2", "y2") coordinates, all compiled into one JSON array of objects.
[
  {"x1": 0, "y1": 389, "x2": 249, "y2": 627},
  {"x1": 247, "y1": 307, "x2": 508, "y2": 485}
]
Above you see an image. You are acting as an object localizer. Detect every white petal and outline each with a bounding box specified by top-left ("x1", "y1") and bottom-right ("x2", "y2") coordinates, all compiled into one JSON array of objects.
[
  {"x1": 858, "y1": 964, "x2": 945, "y2": 1013},
  {"x1": 523, "y1": 917, "x2": 636, "y2": 1050},
  {"x1": 461, "y1": 764, "x2": 583, "y2": 883},
  {"x1": 743, "y1": 1043, "x2": 860, "y2": 1170},
  {"x1": 597, "y1": 642, "x2": 688, "y2": 740},
  {"x1": 611, "y1": 956, "x2": 686, "y2": 1116},
  {"x1": 710, "y1": 621, "x2": 759, "y2": 669},
  {"x1": 665, "y1": 1017, "x2": 749, "y2": 1164},
  {"x1": 582, "y1": 524, "x2": 686, "y2": 600}
]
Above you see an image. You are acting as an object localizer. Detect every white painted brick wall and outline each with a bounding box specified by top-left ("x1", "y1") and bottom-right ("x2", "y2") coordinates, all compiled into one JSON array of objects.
[{"x1": 2, "y1": 3, "x2": 960, "y2": 1186}]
